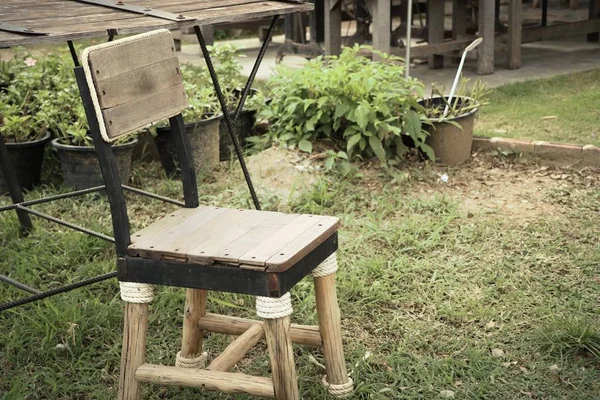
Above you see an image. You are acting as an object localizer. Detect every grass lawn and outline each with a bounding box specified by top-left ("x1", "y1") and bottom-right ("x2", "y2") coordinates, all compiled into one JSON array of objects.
[
  {"x1": 476, "y1": 69, "x2": 600, "y2": 146},
  {"x1": 1, "y1": 149, "x2": 599, "y2": 399}
]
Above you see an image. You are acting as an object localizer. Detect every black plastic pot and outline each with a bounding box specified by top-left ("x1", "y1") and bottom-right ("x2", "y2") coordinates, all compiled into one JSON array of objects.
[
  {"x1": 218, "y1": 109, "x2": 257, "y2": 161},
  {"x1": 52, "y1": 138, "x2": 137, "y2": 190},
  {"x1": 0, "y1": 131, "x2": 51, "y2": 195},
  {"x1": 419, "y1": 96, "x2": 479, "y2": 165},
  {"x1": 155, "y1": 115, "x2": 220, "y2": 177}
]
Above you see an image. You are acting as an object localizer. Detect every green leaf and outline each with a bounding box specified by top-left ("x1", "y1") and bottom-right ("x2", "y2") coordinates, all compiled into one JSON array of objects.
[
  {"x1": 334, "y1": 103, "x2": 350, "y2": 120},
  {"x1": 337, "y1": 151, "x2": 348, "y2": 160},
  {"x1": 346, "y1": 134, "x2": 362, "y2": 153},
  {"x1": 298, "y1": 139, "x2": 313, "y2": 153},
  {"x1": 368, "y1": 135, "x2": 387, "y2": 163},
  {"x1": 354, "y1": 103, "x2": 370, "y2": 130},
  {"x1": 324, "y1": 157, "x2": 335, "y2": 170},
  {"x1": 419, "y1": 142, "x2": 436, "y2": 161},
  {"x1": 405, "y1": 110, "x2": 422, "y2": 137}
]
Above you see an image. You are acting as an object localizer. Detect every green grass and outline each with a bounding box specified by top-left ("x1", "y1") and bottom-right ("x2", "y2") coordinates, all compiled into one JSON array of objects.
[
  {"x1": 1, "y1": 154, "x2": 600, "y2": 399},
  {"x1": 476, "y1": 69, "x2": 600, "y2": 146}
]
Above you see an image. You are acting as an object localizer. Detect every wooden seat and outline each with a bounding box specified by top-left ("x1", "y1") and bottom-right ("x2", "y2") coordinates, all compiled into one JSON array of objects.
[{"x1": 128, "y1": 207, "x2": 340, "y2": 272}]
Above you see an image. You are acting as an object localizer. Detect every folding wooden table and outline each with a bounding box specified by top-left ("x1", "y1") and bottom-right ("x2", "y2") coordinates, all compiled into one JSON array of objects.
[{"x1": 0, "y1": 0, "x2": 313, "y2": 311}]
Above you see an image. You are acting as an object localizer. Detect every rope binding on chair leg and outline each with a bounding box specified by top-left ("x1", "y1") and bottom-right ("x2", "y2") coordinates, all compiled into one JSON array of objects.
[
  {"x1": 175, "y1": 351, "x2": 208, "y2": 369},
  {"x1": 322, "y1": 375, "x2": 354, "y2": 398},
  {"x1": 256, "y1": 292, "x2": 293, "y2": 319},
  {"x1": 312, "y1": 253, "x2": 338, "y2": 278},
  {"x1": 119, "y1": 282, "x2": 154, "y2": 303}
]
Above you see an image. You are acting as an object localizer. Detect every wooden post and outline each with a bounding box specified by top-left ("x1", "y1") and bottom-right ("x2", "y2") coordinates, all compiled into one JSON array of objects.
[
  {"x1": 207, "y1": 324, "x2": 264, "y2": 372},
  {"x1": 452, "y1": 0, "x2": 468, "y2": 39},
  {"x1": 314, "y1": 273, "x2": 350, "y2": 387},
  {"x1": 370, "y1": 0, "x2": 392, "y2": 56},
  {"x1": 198, "y1": 313, "x2": 322, "y2": 346},
  {"x1": 324, "y1": 0, "x2": 342, "y2": 55},
  {"x1": 427, "y1": 0, "x2": 445, "y2": 69},
  {"x1": 588, "y1": 0, "x2": 600, "y2": 42},
  {"x1": 179, "y1": 289, "x2": 207, "y2": 361},
  {"x1": 477, "y1": 0, "x2": 495, "y2": 75},
  {"x1": 118, "y1": 303, "x2": 149, "y2": 400},
  {"x1": 452, "y1": 0, "x2": 468, "y2": 64},
  {"x1": 136, "y1": 364, "x2": 275, "y2": 398},
  {"x1": 264, "y1": 316, "x2": 299, "y2": 400},
  {"x1": 507, "y1": 0, "x2": 522, "y2": 69}
]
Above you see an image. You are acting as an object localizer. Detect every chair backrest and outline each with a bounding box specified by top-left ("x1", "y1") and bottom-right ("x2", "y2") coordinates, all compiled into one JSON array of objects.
[
  {"x1": 81, "y1": 29, "x2": 189, "y2": 142},
  {"x1": 75, "y1": 29, "x2": 199, "y2": 257}
]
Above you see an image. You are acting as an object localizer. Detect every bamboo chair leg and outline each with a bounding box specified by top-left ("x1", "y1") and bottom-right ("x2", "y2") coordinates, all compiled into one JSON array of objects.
[
  {"x1": 118, "y1": 302, "x2": 150, "y2": 400},
  {"x1": 264, "y1": 316, "x2": 299, "y2": 400},
  {"x1": 313, "y1": 254, "x2": 354, "y2": 398},
  {"x1": 177, "y1": 289, "x2": 208, "y2": 368},
  {"x1": 258, "y1": 294, "x2": 299, "y2": 400}
]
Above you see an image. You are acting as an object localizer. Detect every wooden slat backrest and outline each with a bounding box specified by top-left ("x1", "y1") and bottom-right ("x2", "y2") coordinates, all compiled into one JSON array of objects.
[{"x1": 81, "y1": 29, "x2": 188, "y2": 142}]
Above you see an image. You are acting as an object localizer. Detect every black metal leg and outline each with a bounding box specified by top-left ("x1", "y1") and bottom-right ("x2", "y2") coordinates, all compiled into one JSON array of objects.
[
  {"x1": 67, "y1": 40, "x2": 80, "y2": 67},
  {"x1": 0, "y1": 134, "x2": 33, "y2": 235},
  {"x1": 234, "y1": 16, "x2": 280, "y2": 120},
  {"x1": 195, "y1": 19, "x2": 281, "y2": 211},
  {"x1": 541, "y1": 0, "x2": 548, "y2": 26}
]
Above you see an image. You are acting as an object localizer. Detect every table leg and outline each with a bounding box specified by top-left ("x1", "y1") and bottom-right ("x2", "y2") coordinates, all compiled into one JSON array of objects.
[
  {"x1": 0, "y1": 134, "x2": 32, "y2": 235},
  {"x1": 477, "y1": 0, "x2": 495, "y2": 75},
  {"x1": 588, "y1": 0, "x2": 600, "y2": 41},
  {"x1": 507, "y1": 0, "x2": 522, "y2": 69},
  {"x1": 324, "y1": 0, "x2": 342, "y2": 55},
  {"x1": 427, "y1": 0, "x2": 445, "y2": 69},
  {"x1": 370, "y1": 0, "x2": 392, "y2": 56}
]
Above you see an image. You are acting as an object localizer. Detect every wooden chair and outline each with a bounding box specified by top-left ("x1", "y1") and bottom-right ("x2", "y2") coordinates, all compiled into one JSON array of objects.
[{"x1": 74, "y1": 29, "x2": 354, "y2": 399}]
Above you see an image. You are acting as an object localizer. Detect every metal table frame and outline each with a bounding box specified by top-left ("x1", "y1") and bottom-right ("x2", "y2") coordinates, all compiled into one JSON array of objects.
[{"x1": 0, "y1": 0, "x2": 312, "y2": 312}]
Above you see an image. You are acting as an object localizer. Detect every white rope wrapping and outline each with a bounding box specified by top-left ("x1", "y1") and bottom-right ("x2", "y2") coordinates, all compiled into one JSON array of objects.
[
  {"x1": 81, "y1": 29, "x2": 183, "y2": 143},
  {"x1": 119, "y1": 282, "x2": 154, "y2": 303},
  {"x1": 322, "y1": 376, "x2": 354, "y2": 398},
  {"x1": 312, "y1": 253, "x2": 338, "y2": 278},
  {"x1": 256, "y1": 293, "x2": 293, "y2": 319},
  {"x1": 175, "y1": 351, "x2": 208, "y2": 369}
]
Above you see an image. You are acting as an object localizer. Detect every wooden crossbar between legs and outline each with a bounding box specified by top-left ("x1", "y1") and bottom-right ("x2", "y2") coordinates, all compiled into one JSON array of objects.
[
  {"x1": 198, "y1": 313, "x2": 322, "y2": 346},
  {"x1": 135, "y1": 364, "x2": 275, "y2": 398},
  {"x1": 207, "y1": 324, "x2": 265, "y2": 372}
]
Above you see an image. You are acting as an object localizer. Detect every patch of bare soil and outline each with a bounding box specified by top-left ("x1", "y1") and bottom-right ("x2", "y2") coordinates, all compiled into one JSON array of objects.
[
  {"x1": 437, "y1": 154, "x2": 599, "y2": 220},
  {"x1": 244, "y1": 146, "x2": 322, "y2": 200}
]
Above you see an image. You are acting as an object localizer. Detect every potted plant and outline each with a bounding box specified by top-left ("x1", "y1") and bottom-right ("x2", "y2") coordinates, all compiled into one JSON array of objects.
[
  {"x1": 51, "y1": 108, "x2": 138, "y2": 190},
  {"x1": 154, "y1": 78, "x2": 221, "y2": 177},
  {"x1": 256, "y1": 45, "x2": 433, "y2": 165},
  {"x1": 419, "y1": 78, "x2": 491, "y2": 165},
  {"x1": 0, "y1": 53, "x2": 52, "y2": 194}
]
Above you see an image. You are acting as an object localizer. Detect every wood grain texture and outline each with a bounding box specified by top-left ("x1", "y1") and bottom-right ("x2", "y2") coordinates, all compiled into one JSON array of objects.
[
  {"x1": 207, "y1": 324, "x2": 264, "y2": 371},
  {"x1": 324, "y1": 0, "x2": 342, "y2": 55},
  {"x1": 427, "y1": 0, "x2": 445, "y2": 68},
  {"x1": 128, "y1": 206, "x2": 339, "y2": 272},
  {"x1": 477, "y1": 0, "x2": 495, "y2": 75},
  {"x1": 264, "y1": 316, "x2": 299, "y2": 400},
  {"x1": 199, "y1": 313, "x2": 322, "y2": 346},
  {"x1": 95, "y1": 57, "x2": 183, "y2": 109},
  {"x1": 135, "y1": 364, "x2": 275, "y2": 397},
  {"x1": 507, "y1": 0, "x2": 522, "y2": 69},
  {"x1": 118, "y1": 302, "x2": 149, "y2": 400},
  {"x1": 101, "y1": 82, "x2": 188, "y2": 139},
  {"x1": 314, "y1": 273, "x2": 349, "y2": 385},
  {"x1": 180, "y1": 289, "x2": 208, "y2": 359},
  {"x1": 88, "y1": 31, "x2": 176, "y2": 80},
  {"x1": 0, "y1": 1, "x2": 314, "y2": 48}
]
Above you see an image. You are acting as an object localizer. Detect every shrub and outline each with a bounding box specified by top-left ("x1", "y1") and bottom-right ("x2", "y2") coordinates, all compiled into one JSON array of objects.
[{"x1": 257, "y1": 45, "x2": 433, "y2": 163}]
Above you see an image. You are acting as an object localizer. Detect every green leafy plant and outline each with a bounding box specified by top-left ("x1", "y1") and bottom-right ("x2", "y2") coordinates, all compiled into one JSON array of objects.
[
  {"x1": 422, "y1": 77, "x2": 492, "y2": 120},
  {"x1": 256, "y1": 45, "x2": 432, "y2": 164}
]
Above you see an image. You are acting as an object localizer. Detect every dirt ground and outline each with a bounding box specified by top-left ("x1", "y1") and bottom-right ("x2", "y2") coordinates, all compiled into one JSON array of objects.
[{"x1": 243, "y1": 146, "x2": 599, "y2": 220}]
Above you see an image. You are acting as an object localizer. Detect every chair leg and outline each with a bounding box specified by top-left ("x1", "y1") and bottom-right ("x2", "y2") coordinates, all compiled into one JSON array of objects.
[
  {"x1": 257, "y1": 294, "x2": 299, "y2": 400},
  {"x1": 312, "y1": 253, "x2": 354, "y2": 398},
  {"x1": 118, "y1": 283, "x2": 154, "y2": 400},
  {"x1": 177, "y1": 289, "x2": 208, "y2": 368}
]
